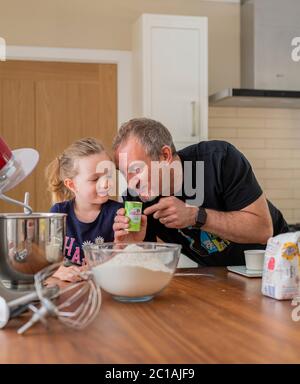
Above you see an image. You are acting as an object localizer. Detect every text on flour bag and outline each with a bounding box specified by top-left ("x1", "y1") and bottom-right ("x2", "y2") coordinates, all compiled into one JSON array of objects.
[{"x1": 262, "y1": 231, "x2": 300, "y2": 300}]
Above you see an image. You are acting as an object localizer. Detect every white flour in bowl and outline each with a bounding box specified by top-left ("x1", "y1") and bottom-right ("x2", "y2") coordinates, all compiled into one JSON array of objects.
[{"x1": 92, "y1": 244, "x2": 173, "y2": 297}]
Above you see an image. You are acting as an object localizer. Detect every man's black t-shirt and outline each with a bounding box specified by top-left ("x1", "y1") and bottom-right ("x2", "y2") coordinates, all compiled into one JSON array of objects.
[{"x1": 124, "y1": 140, "x2": 289, "y2": 266}]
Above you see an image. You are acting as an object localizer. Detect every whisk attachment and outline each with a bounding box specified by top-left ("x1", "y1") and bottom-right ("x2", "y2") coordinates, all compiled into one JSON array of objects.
[
  {"x1": 16, "y1": 262, "x2": 101, "y2": 334},
  {"x1": 0, "y1": 285, "x2": 59, "y2": 329},
  {"x1": 17, "y1": 298, "x2": 57, "y2": 334}
]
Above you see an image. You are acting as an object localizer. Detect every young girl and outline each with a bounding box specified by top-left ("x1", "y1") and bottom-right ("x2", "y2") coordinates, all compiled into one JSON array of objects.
[{"x1": 46, "y1": 137, "x2": 122, "y2": 281}]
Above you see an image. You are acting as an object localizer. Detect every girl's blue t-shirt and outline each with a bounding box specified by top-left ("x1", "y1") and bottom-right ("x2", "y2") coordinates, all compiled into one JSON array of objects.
[{"x1": 50, "y1": 199, "x2": 122, "y2": 265}]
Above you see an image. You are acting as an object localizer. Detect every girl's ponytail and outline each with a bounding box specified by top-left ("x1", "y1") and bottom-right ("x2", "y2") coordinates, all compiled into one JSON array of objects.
[{"x1": 45, "y1": 157, "x2": 74, "y2": 204}]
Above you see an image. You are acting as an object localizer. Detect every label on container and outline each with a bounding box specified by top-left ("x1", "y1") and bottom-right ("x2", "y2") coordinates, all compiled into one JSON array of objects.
[{"x1": 125, "y1": 201, "x2": 142, "y2": 232}]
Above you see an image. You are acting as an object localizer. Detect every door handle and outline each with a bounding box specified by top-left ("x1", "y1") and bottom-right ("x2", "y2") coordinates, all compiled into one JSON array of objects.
[{"x1": 191, "y1": 101, "x2": 197, "y2": 137}]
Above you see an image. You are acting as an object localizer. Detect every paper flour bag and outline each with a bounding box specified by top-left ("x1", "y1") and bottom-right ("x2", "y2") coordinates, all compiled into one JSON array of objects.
[{"x1": 262, "y1": 231, "x2": 300, "y2": 300}]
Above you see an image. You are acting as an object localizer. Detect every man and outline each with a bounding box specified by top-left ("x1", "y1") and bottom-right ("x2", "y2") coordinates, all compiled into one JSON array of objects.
[{"x1": 113, "y1": 118, "x2": 288, "y2": 266}]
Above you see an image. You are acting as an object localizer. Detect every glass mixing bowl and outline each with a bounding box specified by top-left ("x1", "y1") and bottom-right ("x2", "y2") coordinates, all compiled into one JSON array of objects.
[{"x1": 83, "y1": 242, "x2": 181, "y2": 302}]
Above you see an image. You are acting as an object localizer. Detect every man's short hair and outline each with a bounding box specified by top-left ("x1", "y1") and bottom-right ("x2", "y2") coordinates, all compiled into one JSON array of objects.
[{"x1": 112, "y1": 118, "x2": 177, "y2": 159}]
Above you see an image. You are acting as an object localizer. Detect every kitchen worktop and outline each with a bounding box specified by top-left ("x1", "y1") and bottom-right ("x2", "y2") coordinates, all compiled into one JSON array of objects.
[{"x1": 1, "y1": 267, "x2": 300, "y2": 364}]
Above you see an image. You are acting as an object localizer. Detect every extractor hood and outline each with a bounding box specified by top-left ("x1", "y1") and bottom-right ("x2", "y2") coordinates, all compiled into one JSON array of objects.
[
  {"x1": 209, "y1": 0, "x2": 300, "y2": 108},
  {"x1": 210, "y1": 89, "x2": 300, "y2": 109}
]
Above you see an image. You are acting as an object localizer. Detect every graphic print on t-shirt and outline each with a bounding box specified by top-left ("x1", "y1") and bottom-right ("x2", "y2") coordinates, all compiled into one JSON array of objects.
[
  {"x1": 178, "y1": 228, "x2": 230, "y2": 256},
  {"x1": 64, "y1": 235, "x2": 105, "y2": 264},
  {"x1": 64, "y1": 236, "x2": 82, "y2": 264},
  {"x1": 200, "y1": 231, "x2": 230, "y2": 254}
]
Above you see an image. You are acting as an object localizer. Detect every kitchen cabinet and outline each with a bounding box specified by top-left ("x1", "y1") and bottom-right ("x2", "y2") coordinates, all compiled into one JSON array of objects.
[{"x1": 132, "y1": 14, "x2": 208, "y2": 150}]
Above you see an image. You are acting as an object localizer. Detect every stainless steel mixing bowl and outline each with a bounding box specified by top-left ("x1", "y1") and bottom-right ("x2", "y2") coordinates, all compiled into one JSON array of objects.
[{"x1": 0, "y1": 213, "x2": 66, "y2": 289}]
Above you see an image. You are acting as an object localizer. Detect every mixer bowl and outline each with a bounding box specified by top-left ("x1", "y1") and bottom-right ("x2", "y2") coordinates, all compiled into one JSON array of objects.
[{"x1": 0, "y1": 213, "x2": 66, "y2": 290}]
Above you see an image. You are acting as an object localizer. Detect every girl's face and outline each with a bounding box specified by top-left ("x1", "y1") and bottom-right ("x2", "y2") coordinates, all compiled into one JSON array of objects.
[{"x1": 65, "y1": 152, "x2": 114, "y2": 205}]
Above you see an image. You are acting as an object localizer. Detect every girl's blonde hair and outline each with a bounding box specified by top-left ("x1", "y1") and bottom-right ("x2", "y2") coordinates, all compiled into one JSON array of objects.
[{"x1": 46, "y1": 137, "x2": 105, "y2": 204}]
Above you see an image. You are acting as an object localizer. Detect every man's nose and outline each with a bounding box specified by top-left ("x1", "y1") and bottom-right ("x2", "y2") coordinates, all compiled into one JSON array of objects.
[{"x1": 104, "y1": 178, "x2": 109, "y2": 189}]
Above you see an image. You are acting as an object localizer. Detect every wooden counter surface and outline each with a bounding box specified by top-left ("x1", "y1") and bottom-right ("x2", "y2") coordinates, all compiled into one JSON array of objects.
[{"x1": 1, "y1": 267, "x2": 300, "y2": 364}]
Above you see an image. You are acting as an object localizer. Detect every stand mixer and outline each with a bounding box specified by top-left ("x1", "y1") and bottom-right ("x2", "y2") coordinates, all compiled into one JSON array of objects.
[
  {"x1": 0, "y1": 137, "x2": 65, "y2": 297},
  {"x1": 0, "y1": 138, "x2": 101, "y2": 333}
]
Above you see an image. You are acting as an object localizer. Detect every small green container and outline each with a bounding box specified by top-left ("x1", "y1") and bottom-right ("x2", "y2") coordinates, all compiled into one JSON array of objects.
[{"x1": 124, "y1": 201, "x2": 143, "y2": 232}]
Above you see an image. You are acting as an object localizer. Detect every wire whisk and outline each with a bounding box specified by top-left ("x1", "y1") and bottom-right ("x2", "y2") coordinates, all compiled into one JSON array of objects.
[{"x1": 17, "y1": 262, "x2": 101, "y2": 334}]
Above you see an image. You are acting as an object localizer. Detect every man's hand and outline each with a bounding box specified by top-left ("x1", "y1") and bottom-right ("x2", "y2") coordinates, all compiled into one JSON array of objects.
[
  {"x1": 113, "y1": 207, "x2": 147, "y2": 242},
  {"x1": 143, "y1": 196, "x2": 198, "y2": 229}
]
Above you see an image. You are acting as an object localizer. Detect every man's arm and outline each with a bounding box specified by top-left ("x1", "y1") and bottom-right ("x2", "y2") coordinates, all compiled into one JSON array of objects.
[
  {"x1": 202, "y1": 194, "x2": 273, "y2": 244},
  {"x1": 143, "y1": 194, "x2": 273, "y2": 245}
]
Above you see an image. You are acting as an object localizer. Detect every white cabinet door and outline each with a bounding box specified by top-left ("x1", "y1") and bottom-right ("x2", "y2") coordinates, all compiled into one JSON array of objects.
[{"x1": 133, "y1": 14, "x2": 208, "y2": 144}]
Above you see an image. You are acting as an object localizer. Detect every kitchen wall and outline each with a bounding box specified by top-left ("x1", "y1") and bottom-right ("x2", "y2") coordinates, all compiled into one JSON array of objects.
[
  {"x1": 0, "y1": 0, "x2": 240, "y2": 95},
  {"x1": 209, "y1": 107, "x2": 300, "y2": 224},
  {"x1": 2, "y1": 0, "x2": 299, "y2": 224}
]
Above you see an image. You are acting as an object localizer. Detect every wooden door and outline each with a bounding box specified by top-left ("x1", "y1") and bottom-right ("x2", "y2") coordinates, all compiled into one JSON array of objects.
[{"x1": 0, "y1": 60, "x2": 117, "y2": 212}]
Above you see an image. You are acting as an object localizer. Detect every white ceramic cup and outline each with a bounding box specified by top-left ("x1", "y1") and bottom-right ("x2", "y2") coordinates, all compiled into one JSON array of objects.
[{"x1": 244, "y1": 250, "x2": 265, "y2": 271}]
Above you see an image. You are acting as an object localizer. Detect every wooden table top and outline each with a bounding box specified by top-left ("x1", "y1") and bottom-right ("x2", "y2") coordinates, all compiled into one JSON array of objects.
[{"x1": 1, "y1": 267, "x2": 300, "y2": 364}]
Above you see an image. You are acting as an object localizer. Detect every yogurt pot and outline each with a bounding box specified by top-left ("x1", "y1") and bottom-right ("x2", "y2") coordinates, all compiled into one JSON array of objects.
[
  {"x1": 124, "y1": 201, "x2": 142, "y2": 232},
  {"x1": 244, "y1": 249, "x2": 265, "y2": 271}
]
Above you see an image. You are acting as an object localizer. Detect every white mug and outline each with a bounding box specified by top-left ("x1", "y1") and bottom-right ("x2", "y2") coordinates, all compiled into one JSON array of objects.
[{"x1": 244, "y1": 250, "x2": 265, "y2": 271}]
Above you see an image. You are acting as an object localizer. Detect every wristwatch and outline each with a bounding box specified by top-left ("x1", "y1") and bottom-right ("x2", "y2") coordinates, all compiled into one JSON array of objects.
[{"x1": 194, "y1": 207, "x2": 207, "y2": 229}]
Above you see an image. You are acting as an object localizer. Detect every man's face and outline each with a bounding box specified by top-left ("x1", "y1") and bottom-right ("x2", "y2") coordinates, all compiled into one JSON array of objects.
[
  {"x1": 115, "y1": 137, "x2": 156, "y2": 202},
  {"x1": 115, "y1": 136, "x2": 182, "y2": 202}
]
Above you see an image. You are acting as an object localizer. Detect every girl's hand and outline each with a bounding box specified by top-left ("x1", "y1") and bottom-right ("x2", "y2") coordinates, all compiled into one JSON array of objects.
[
  {"x1": 52, "y1": 264, "x2": 86, "y2": 283},
  {"x1": 113, "y1": 208, "x2": 147, "y2": 243}
]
